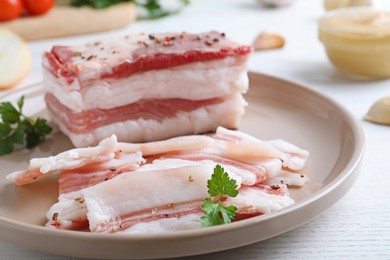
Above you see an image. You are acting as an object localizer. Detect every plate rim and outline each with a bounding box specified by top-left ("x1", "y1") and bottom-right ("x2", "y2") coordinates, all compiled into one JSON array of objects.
[{"x1": 0, "y1": 71, "x2": 365, "y2": 257}]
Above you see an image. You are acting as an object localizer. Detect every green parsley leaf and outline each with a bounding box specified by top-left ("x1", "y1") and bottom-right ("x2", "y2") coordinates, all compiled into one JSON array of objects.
[
  {"x1": 0, "y1": 96, "x2": 52, "y2": 156},
  {"x1": 0, "y1": 101, "x2": 20, "y2": 124},
  {"x1": 201, "y1": 165, "x2": 239, "y2": 227},
  {"x1": 207, "y1": 164, "x2": 238, "y2": 198},
  {"x1": 201, "y1": 198, "x2": 224, "y2": 226},
  {"x1": 70, "y1": 0, "x2": 190, "y2": 19},
  {"x1": 0, "y1": 138, "x2": 14, "y2": 156},
  {"x1": 201, "y1": 198, "x2": 237, "y2": 227},
  {"x1": 0, "y1": 123, "x2": 12, "y2": 138},
  {"x1": 10, "y1": 122, "x2": 26, "y2": 145},
  {"x1": 17, "y1": 95, "x2": 24, "y2": 112}
]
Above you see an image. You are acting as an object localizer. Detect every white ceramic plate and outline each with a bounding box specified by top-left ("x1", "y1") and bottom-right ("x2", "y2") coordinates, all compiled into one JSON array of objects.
[{"x1": 0, "y1": 72, "x2": 364, "y2": 259}]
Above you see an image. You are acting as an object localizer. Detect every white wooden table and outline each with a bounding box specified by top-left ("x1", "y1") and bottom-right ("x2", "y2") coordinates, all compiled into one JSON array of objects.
[{"x1": 1, "y1": 0, "x2": 390, "y2": 259}]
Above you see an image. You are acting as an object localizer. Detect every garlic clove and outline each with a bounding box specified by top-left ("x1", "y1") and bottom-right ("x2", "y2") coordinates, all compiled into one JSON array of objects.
[
  {"x1": 257, "y1": 0, "x2": 295, "y2": 8},
  {"x1": 253, "y1": 31, "x2": 285, "y2": 51},
  {"x1": 364, "y1": 97, "x2": 390, "y2": 125}
]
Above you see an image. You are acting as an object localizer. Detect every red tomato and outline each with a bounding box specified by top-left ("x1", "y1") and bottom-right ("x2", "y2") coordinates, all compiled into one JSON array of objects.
[
  {"x1": 23, "y1": 0, "x2": 55, "y2": 15},
  {"x1": 0, "y1": 0, "x2": 23, "y2": 22}
]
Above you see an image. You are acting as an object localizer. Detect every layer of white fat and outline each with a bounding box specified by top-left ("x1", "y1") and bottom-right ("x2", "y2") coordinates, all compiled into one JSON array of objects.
[
  {"x1": 46, "y1": 190, "x2": 87, "y2": 227},
  {"x1": 116, "y1": 213, "x2": 203, "y2": 234},
  {"x1": 83, "y1": 164, "x2": 241, "y2": 231},
  {"x1": 43, "y1": 58, "x2": 249, "y2": 112},
  {"x1": 53, "y1": 93, "x2": 246, "y2": 148},
  {"x1": 117, "y1": 135, "x2": 216, "y2": 156},
  {"x1": 139, "y1": 158, "x2": 255, "y2": 186},
  {"x1": 264, "y1": 170, "x2": 309, "y2": 187},
  {"x1": 6, "y1": 135, "x2": 118, "y2": 183},
  {"x1": 224, "y1": 186, "x2": 295, "y2": 215},
  {"x1": 256, "y1": 158, "x2": 283, "y2": 179},
  {"x1": 215, "y1": 127, "x2": 309, "y2": 170},
  {"x1": 268, "y1": 139, "x2": 310, "y2": 170}
]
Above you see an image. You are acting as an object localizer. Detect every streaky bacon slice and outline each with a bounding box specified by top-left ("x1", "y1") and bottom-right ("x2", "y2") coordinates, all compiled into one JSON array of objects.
[
  {"x1": 118, "y1": 126, "x2": 308, "y2": 171},
  {"x1": 46, "y1": 151, "x2": 144, "y2": 230},
  {"x1": 223, "y1": 184, "x2": 294, "y2": 216},
  {"x1": 58, "y1": 151, "x2": 144, "y2": 194},
  {"x1": 214, "y1": 127, "x2": 309, "y2": 170},
  {"x1": 6, "y1": 135, "x2": 120, "y2": 185},
  {"x1": 83, "y1": 165, "x2": 217, "y2": 233}
]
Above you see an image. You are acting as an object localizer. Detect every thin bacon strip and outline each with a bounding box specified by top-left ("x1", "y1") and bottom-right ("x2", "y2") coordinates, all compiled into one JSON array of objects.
[{"x1": 6, "y1": 136, "x2": 120, "y2": 185}]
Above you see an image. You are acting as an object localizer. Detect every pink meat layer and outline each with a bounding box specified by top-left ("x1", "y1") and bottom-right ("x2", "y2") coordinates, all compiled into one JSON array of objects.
[
  {"x1": 45, "y1": 92, "x2": 224, "y2": 134},
  {"x1": 58, "y1": 160, "x2": 140, "y2": 194},
  {"x1": 43, "y1": 31, "x2": 252, "y2": 85}
]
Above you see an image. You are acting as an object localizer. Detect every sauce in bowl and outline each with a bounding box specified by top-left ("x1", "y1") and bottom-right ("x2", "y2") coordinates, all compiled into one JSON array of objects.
[{"x1": 319, "y1": 7, "x2": 390, "y2": 79}]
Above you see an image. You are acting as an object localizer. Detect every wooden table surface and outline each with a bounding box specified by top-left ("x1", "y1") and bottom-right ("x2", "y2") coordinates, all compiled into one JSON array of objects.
[{"x1": 1, "y1": 0, "x2": 390, "y2": 259}]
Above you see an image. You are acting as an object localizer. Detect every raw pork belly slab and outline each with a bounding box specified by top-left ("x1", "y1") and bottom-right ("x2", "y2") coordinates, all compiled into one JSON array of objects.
[{"x1": 43, "y1": 31, "x2": 252, "y2": 147}]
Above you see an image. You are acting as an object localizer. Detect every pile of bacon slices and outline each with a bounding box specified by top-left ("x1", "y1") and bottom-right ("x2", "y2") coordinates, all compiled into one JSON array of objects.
[{"x1": 7, "y1": 127, "x2": 309, "y2": 234}]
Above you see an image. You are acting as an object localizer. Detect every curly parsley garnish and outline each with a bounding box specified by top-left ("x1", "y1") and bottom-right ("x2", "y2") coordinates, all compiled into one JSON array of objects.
[
  {"x1": 0, "y1": 96, "x2": 52, "y2": 156},
  {"x1": 70, "y1": 0, "x2": 190, "y2": 19},
  {"x1": 201, "y1": 164, "x2": 239, "y2": 227}
]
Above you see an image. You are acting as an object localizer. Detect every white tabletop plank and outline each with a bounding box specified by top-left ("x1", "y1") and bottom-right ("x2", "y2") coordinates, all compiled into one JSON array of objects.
[{"x1": 1, "y1": 0, "x2": 390, "y2": 259}]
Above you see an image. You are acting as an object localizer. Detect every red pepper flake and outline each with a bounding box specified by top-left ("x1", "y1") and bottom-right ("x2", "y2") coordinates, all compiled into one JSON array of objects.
[
  {"x1": 52, "y1": 212, "x2": 59, "y2": 221},
  {"x1": 271, "y1": 185, "x2": 280, "y2": 190},
  {"x1": 149, "y1": 34, "x2": 155, "y2": 40},
  {"x1": 104, "y1": 178, "x2": 109, "y2": 181},
  {"x1": 213, "y1": 38, "x2": 219, "y2": 42},
  {"x1": 109, "y1": 167, "x2": 116, "y2": 171}
]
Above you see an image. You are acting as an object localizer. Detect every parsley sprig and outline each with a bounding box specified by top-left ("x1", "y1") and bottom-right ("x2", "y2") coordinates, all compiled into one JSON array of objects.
[
  {"x1": 70, "y1": 0, "x2": 190, "y2": 19},
  {"x1": 201, "y1": 165, "x2": 239, "y2": 227},
  {"x1": 0, "y1": 96, "x2": 52, "y2": 156}
]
